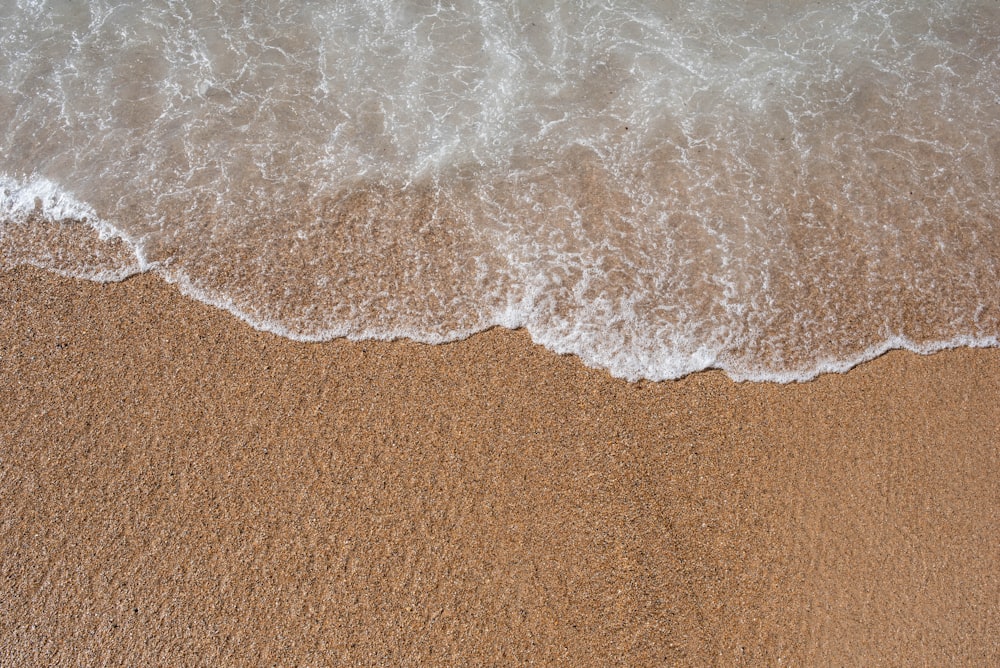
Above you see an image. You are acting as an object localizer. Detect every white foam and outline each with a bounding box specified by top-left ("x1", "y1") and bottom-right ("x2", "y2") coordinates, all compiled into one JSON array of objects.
[
  {"x1": 1, "y1": 175, "x2": 98, "y2": 227},
  {"x1": 0, "y1": 1, "x2": 997, "y2": 382},
  {"x1": 0, "y1": 174, "x2": 146, "y2": 281}
]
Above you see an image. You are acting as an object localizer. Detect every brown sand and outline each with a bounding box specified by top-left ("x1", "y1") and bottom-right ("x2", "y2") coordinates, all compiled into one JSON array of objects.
[{"x1": 1, "y1": 265, "x2": 997, "y2": 666}]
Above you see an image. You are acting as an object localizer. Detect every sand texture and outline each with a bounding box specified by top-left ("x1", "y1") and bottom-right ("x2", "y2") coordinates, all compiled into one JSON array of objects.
[{"x1": 1, "y1": 266, "x2": 998, "y2": 665}]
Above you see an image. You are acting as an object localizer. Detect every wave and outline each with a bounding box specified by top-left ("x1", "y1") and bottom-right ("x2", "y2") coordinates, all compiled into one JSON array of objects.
[{"x1": 2, "y1": 0, "x2": 998, "y2": 381}]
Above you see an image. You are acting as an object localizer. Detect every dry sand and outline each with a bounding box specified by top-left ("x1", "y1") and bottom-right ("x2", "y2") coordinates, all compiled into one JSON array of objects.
[{"x1": 1, "y1": 265, "x2": 997, "y2": 665}]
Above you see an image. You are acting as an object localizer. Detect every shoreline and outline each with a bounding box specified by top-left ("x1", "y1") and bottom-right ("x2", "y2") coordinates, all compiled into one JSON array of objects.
[{"x1": 2, "y1": 266, "x2": 998, "y2": 664}]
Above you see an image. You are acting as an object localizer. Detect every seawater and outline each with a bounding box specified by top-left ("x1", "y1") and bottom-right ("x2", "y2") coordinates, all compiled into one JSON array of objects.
[{"x1": 1, "y1": 0, "x2": 998, "y2": 381}]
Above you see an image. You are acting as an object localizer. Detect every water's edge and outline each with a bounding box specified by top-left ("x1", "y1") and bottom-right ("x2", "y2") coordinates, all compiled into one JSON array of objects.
[
  {"x1": 4, "y1": 211, "x2": 996, "y2": 384},
  {"x1": 4, "y1": 2, "x2": 998, "y2": 382}
]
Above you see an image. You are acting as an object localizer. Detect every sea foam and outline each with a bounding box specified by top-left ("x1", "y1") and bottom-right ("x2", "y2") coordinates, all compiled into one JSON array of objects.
[{"x1": 1, "y1": 0, "x2": 998, "y2": 381}]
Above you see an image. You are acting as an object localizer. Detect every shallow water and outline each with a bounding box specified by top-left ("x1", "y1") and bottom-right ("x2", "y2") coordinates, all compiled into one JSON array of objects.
[{"x1": 2, "y1": 0, "x2": 998, "y2": 381}]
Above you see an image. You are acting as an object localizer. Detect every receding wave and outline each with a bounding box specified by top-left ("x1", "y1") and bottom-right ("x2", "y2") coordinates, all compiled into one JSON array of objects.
[{"x1": 2, "y1": 1, "x2": 998, "y2": 381}]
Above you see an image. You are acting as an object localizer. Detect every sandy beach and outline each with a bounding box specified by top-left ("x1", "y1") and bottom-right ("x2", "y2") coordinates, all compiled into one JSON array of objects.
[{"x1": 1, "y1": 265, "x2": 997, "y2": 665}]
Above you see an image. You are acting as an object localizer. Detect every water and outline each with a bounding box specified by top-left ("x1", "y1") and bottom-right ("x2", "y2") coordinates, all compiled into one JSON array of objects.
[{"x1": 1, "y1": 0, "x2": 997, "y2": 381}]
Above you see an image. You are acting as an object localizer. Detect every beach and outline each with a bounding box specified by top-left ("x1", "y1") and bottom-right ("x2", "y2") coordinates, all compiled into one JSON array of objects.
[{"x1": 1, "y1": 265, "x2": 996, "y2": 665}]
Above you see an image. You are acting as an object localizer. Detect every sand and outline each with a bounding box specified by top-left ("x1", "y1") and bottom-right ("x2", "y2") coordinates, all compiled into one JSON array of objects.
[{"x1": 1, "y1": 265, "x2": 997, "y2": 665}]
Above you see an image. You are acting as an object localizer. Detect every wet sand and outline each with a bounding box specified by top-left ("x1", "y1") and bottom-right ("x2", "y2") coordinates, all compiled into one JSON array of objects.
[{"x1": 1, "y1": 265, "x2": 997, "y2": 665}]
